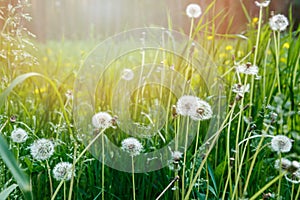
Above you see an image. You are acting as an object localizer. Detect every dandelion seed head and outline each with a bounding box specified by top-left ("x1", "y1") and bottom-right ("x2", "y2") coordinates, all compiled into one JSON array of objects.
[
  {"x1": 269, "y1": 14, "x2": 289, "y2": 31},
  {"x1": 255, "y1": 0, "x2": 271, "y2": 8},
  {"x1": 232, "y1": 84, "x2": 250, "y2": 96},
  {"x1": 274, "y1": 158, "x2": 292, "y2": 170},
  {"x1": 30, "y1": 138, "x2": 54, "y2": 161},
  {"x1": 191, "y1": 99, "x2": 213, "y2": 121},
  {"x1": 121, "y1": 137, "x2": 143, "y2": 156},
  {"x1": 176, "y1": 95, "x2": 213, "y2": 121},
  {"x1": 292, "y1": 161, "x2": 300, "y2": 169},
  {"x1": 171, "y1": 151, "x2": 183, "y2": 162},
  {"x1": 186, "y1": 4, "x2": 202, "y2": 18},
  {"x1": 121, "y1": 68, "x2": 134, "y2": 81},
  {"x1": 92, "y1": 112, "x2": 113, "y2": 129},
  {"x1": 11, "y1": 128, "x2": 28, "y2": 143},
  {"x1": 53, "y1": 162, "x2": 74, "y2": 181},
  {"x1": 176, "y1": 95, "x2": 199, "y2": 116},
  {"x1": 235, "y1": 63, "x2": 259, "y2": 75},
  {"x1": 284, "y1": 169, "x2": 300, "y2": 184},
  {"x1": 271, "y1": 135, "x2": 292, "y2": 153}
]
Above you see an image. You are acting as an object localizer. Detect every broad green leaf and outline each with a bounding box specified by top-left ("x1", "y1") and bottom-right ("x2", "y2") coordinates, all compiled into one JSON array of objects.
[{"x1": 0, "y1": 136, "x2": 33, "y2": 200}]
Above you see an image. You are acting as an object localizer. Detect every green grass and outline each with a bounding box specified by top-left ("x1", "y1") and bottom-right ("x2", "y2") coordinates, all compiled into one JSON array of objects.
[{"x1": 0, "y1": 1, "x2": 300, "y2": 200}]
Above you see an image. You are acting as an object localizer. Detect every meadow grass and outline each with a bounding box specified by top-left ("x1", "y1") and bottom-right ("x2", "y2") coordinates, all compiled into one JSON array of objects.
[{"x1": 0, "y1": 1, "x2": 300, "y2": 200}]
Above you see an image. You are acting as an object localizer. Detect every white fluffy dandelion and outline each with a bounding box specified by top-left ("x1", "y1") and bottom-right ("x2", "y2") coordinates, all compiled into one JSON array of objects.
[
  {"x1": 30, "y1": 138, "x2": 54, "y2": 161},
  {"x1": 186, "y1": 4, "x2": 202, "y2": 18},
  {"x1": 269, "y1": 14, "x2": 289, "y2": 31},
  {"x1": 176, "y1": 95, "x2": 199, "y2": 117},
  {"x1": 53, "y1": 162, "x2": 74, "y2": 181},
  {"x1": 92, "y1": 112, "x2": 113, "y2": 129},
  {"x1": 121, "y1": 137, "x2": 143, "y2": 156},
  {"x1": 274, "y1": 158, "x2": 292, "y2": 170},
  {"x1": 235, "y1": 63, "x2": 259, "y2": 75},
  {"x1": 191, "y1": 99, "x2": 213, "y2": 121},
  {"x1": 176, "y1": 95, "x2": 213, "y2": 121},
  {"x1": 271, "y1": 135, "x2": 292, "y2": 153},
  {"x1": 285, "y1": 169, "x2": 300, "y2": 184},
  {"x1": 11, "y1": 128, "x2": 28, "y2": 143},
  {"x1": 121, "y1": 68, "x2": 134, "y2": 81},
  {"x1": 255, "y1": 0, "x2": 270, "y2": 8}
]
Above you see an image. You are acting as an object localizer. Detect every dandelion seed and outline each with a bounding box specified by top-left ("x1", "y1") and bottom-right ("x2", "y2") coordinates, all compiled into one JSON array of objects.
[
  {"x1": 255, "y1": 0, "x2": 271, "y2": 8},
  {"x1": 121, "y1": 137, "x2": 143, "y2": 156},
  {"x1": 271, "y1": 135, "x2": 292, "y2": 153},
  {"x1": 274, "y1": 158, "x2": 292, "y2": 170},
  {"x1": 235, "y1": 62, "x2": 259, "y2": 75},
  {"x1": 53, "y1": 162, "x2": 74, "y2": 181},
  {"x1": 121, "y1": 68, "x2": 134, "y2": 81},
  {"x1": 30, "y1": 138, "x2": 54, "y2": 161},
  {"x1": 11, "y1": 128, "x2": 28, "y2": 143},
  {"x1": 232, "y1": 84, "x2": 250, "y2": 96},
  {"x1": 269, "y1": 14, "x2": 289, "y2": 31},
  {"x1": 186, "y1": 4, "x2": 202, "y2": 18},
  {"x1": 92, "y1": 112, "x2": 113, "y2": 129}
]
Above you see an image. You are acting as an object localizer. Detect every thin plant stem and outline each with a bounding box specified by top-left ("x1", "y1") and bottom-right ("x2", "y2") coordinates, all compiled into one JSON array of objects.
[
  {"x1": 102, "y1": 132, "x2": 105, "y2": 200},
  {"x1": 184, "y1": 108, "x2": 234, "y2": 200},
  {"x1": 189, "y1": 121, "x2": 201, "y2": 187},
  {"x1": 52, "y1": 128, "x2": 107, "y2": 200},
  {"x1": 242, "y1": 124, "x2": 272, "y2": 196},
  {"x1": 181, "y1": 117, "x2": 190, "y2": 199},
  {"x1": 277, "y1": 153, "x2": 282, "y2": 198},
  {"x1": 46, "y1": 160, "x2": 53, "y2": 197},
  {"x1": 155, "y1": 176, "x2": 179, "y2": 200},
  {"x1": 68, "y1": 143, "x2": 77, "y2": 200},
  {"x1": 249, "y1": 173, "x2": 286, "y2": 200},
  {"x1": 295, "y1": 184, "x2": 300, "y2": 200},
  {"x1": 273, "y1": 31, "x2": 281, "y2": 94},
  {"x1": 132, "y1": 156, "x2": 136, "y2": 200}
]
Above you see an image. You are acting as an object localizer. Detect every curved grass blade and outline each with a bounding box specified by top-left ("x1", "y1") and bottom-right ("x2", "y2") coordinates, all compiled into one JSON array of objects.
[{"x1": 0, "y1": 184, "x2": 18, "y2": 199}]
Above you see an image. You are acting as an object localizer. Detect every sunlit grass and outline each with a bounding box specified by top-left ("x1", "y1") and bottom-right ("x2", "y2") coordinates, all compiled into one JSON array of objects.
[{"x1": 0, "y1": 1, "x2": 299, "y2": 200}]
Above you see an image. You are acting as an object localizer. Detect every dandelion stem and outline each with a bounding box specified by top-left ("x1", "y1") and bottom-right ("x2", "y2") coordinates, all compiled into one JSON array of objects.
[
  {"x1": 131, "y1": 156, "x2": 136, "y2": 200},
  {"x1": 102, "y1": 132, "x2": 105, "y2": 200},
  {"x1": 184, "y1": 108, "x2": 234, "y2": 200},
  {"x1": 189, "y1": 121, "x2": 201, "y2": 187},
  {"x1": 68, "y1": 144, "x2": 77, "y2": 200},
  {"x1": 46, "y1": 160, "x2": 53, "y2": 197},
  {"x1": 52, "y1": 128, "x2": 107, "y2": 200},
  {"x1": 295, "y1": 184, "x2": 300, "y2": 200},
  {"x1": 181, "y1": 117, "x2": 190, "y2": 199}
]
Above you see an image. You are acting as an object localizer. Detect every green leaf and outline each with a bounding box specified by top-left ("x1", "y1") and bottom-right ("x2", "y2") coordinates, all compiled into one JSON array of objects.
[
  {"x1": 0, "y1": 184, "x2": 18, "y2": 199},
  {"x1": 0, "y1": 136, "x2": 33, "y2": 200}
]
